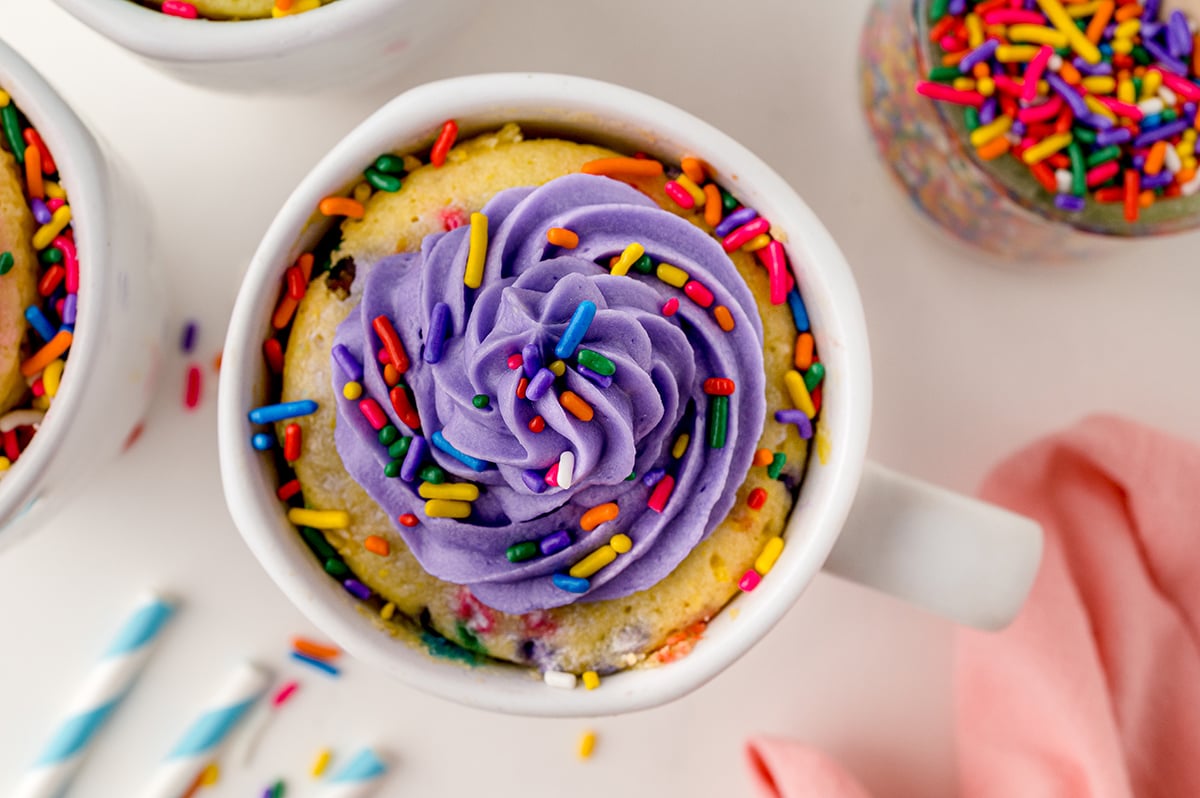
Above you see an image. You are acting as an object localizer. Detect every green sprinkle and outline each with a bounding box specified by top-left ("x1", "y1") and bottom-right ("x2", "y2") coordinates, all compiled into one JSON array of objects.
[
  {"x1": 387, "y1": 436, "x2": 411, "y2": 459},
  {"x1": 364, "y1": 167, "x2": 402, "y2": 193},
  {"x1": 1073, "y1": 127, "x2": 1097, "y2": 144},
  {"x1": 384, "y1": 459, "x2": 403, "y2": 478},
  {"x1": 421, "y1": 630, "x2": 479, "y2": 665},
  {"x1": 1067, "y1": 142, "x2": 1086, "y2": 198},
  {"x1": 270, "y1": 781, "x2": 286, "y2": 798},
  {"x1": 720, "y1": 189, "x2": 738, "y2": 213},
  {"x1": 803, "y1": 362, "x2": 826, "y2": 393},
  {"x1": 1085, "y1": 146, "x2": 1122, "y2": 168},
  {"x1": 1163, "y1": 109, "x2": 1178, "y2": 122},
  {"x1": 1132, "y1": 46, "x2": 1151, "y2": 66},
  {"x1": 632, "y1": 254, "x2": 654, "y2": 274},
  {"x1": 324, "y1": 558, "x2": 349, "y2": 578},
  {"x1": 577, "y1": 349, "x2": 615, "y2": 376},
  {"x1": 472, "y1": 394, "x2": 490, "y2": 409},
  {"x1": 418, "y1": 464, "x2": 446, "y2": 484},
  {"x1": 767, "y1": 452, "x2": 787, "y2": 480},
  {"x1": 964, "y1": 106, "x2": 980, "y2": 132},
  {"x1": 1, "y1": 104, "x2": 24, "y2": 165},
  {"x1": 39, "y1": 247, "x2": 62, "y2": 265},
  {"x1": 374, "y1": 154, "x2": 406, "y2": 175},
  {"x1": 379, "y1": 424, "x2": 400, "y2": 445},
  {"x1": 928, "y1": 0, "x2": 948, "y2": 22},
  {"x1": 708, "y1": 395, "x2": 729, "y2": 449},
  {"x1": 299, "y1": 527, "x2": 338, "y2": 561},
  {"x1": 626, "y1": 471, "x2": 637, "y2": 481},
  {"x1": 928, "y1": 66, "x2": 960, "y2": 83},
  {"x1": 455, "y1": 623, "x2": 488, "y2": 655},
  {"x1": 506, "y1": 541, "x2": 539, "y2": 563},
  {"x1": 0, "y1": 252, "x2": 12, "y2": 276}
]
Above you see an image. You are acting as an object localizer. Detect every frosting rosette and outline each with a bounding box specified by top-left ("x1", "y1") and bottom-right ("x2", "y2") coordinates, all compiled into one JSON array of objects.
[{"x1": 332, "y1": 173, "x2": 765, "y2": 613}]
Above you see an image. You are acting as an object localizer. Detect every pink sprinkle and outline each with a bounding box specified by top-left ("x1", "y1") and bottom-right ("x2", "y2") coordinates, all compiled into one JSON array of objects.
[
  {"x1": 1159, "y1": 69, "x2": 1200, "y2": 101},
  {"x1": 683, "y1": 280, "x2": 714, "y2": 308},
  {"x1": 721, "y1": 217, "x2": 770, "y2": 252},
  {"x1": 662, "y1": 297, "x2": 680, "y2": 316},
  {"x1": 1016, "y1": 95, "x2": 1063, "y2": 124},
  {"x1": 663, "y1": 180, "x2": 695, "y2": 209},
  {"x1": 507, "y1": 354, "x2": 524, "y2": 370},
  {"x1": 647, "y1": 475, "x2": 675, "y2": 513},
  {"x1": 738, "y1": 569, "x2": 762, "y2": 592},
  {"x1": 272, "y1": 681, "x2": 300, "y2": 708},
  {"x1": 31, "y1": 379, "x2": 44, "y2": 398},
  {"x1": 358, "y1": 398, "x2": 388, "y2": 430},
  {"x1": 1022, "y1": 46, "x2": 1053, "y2": 103},
  {"x1": 55, "y1": 236, "x2": 79, "y2": 293},
  {"x1": 184, "y1": 366, "x2": 202, "y2": 410},
  {"x1": 46, "y1": 198, "x2": 65, "y2": 212},
  {"x1": 544, "y1": 462, "x2": 560, "y2": 487},
  {"x1": 981, "y1": 8, "x2": 1043, "y2": 24},
  {"x1": 1094, "y1": 95, "x2": 1143, "y2": 122},
  {"x1": 991, "y1": 74, "x2": 1025, "y2": 98},
  {"x1": 913, "y1": 80, "x2": 985, "y2": 107},
  {"x1": 1086, "y1": 160, "x2": 1121, "y2": 188},
  {"x1": 162, "y1": 0, "x2": 199, "y2": 17},
  {"x1": 756, "y1": 240, "x2": 789, "y2": 305},
  {"x1": 440, "y1": 207, "x2": 468, "y2": 231}
]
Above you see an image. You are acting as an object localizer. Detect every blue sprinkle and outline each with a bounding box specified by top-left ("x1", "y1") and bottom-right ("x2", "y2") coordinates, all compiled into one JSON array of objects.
[
  {"x1": 577, "y1": 365, "x2": 612, "y2": 388},
  {"x1": 786, "y1": 289, "x2": 810, "y2": 333},
  {"x1": 552, "y1": 573, "x2": 590, "y2": 593},
  {"x1": 1054, "y1": 194, "x2": 1086, "y2": 213},
  {"x1": 24, "y1": 305, "x2": 57, "y2": 343},
  {"x1": 251, "y1": 433, "x2": 273, "y2": 451},
  {"x1": 424, "y1": 302, "x2": 451, "y2": 364},
  {"x1": 641, "y1": 468, "x2": 666, "y2": 488},
  {"x1": 431, "y1": 430, "x2": 490, "y2": 471},
  {"x1": 525, "y1": 368, "x2": 555, "y2": 402},
  {"x1": 522, "y1": 342, "x2": 543, "y2": 378},
  {"x1": 554, "y1": 301, "x2": 596, "y2": 359},
  {"x1": 290, "y1": 651, "x2": 340, "y2": 677},
  {"x1": 248, "y1": 399, "x2": 318, "y2": 424},
  {"x1": 332, "y1": 344, "x2": 363, "y2": 382},
  {"x1": 539, "y1": 529, "x2": 572, "y2": 556},
  {"x1": 180, "y1": 320, "x2": 198, "y2": 353},
  {"x1": 400, "y1": 436, "x2": 429, "y2": 482}
]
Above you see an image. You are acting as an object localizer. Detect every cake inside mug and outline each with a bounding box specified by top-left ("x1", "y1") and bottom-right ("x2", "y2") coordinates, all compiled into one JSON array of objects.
[
  {"x1": 132, "y1": 0, "x2": 334, "y2": 20},
  {"x1": 249, "y1": 122, "x2": 825, "y2": 682},
  {"x1": 0, "y1": 86, "x2": 79, "y2": 483}
]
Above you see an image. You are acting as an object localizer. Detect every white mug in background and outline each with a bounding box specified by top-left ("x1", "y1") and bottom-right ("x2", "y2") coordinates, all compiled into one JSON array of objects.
[
  {"x1": 51, "y1": 0, "x2": 480, "y2": 94},
  {"x1": 0, "y1": 39, "x2": 161, "y2": 548},
  {"x1": 218, "y1": 73, "x2": 1043, "y2": 717}
]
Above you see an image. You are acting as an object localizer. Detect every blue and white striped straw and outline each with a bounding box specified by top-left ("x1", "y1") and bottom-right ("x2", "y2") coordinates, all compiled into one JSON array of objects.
[
  {"x1": 142, "y1": 661, "x2": 270, "y2": 798},
  {"x1": 324, "y1": 747, "x2": 389, "y2": 797},
  {"x1": 15, "y1": 592, "x2": 176, "y2": 798}
]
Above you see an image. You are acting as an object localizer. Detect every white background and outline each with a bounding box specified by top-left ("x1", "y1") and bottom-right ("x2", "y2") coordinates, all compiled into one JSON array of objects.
[{"x1": 0, "y1": 0, "x2": 1197, "y2": 796}]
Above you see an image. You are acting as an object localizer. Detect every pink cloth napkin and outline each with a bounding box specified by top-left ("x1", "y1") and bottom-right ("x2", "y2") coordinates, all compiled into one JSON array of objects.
[{"x1": 747, "y1": 416, "x2": 1200, "y2": 798}]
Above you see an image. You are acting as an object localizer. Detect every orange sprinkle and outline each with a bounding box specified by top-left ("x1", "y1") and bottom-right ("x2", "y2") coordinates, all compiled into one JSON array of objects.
[
  {"x1": 272, "y1": 295, "x2": 298, "y2": 330},
  {"x1": 580, "y1": 157, "x2": 664, "y2": 178},
  {"x1": 793, "y1": 333, "x2": 814, "y2": 370},
  {"x1": 560, "y1": 391, "x2": 594, "y2": 422},
  {"x1": 430, "y1": 119, "x2": 458, "y2": 167},
  {"x1": 1144, "y1": 140, "x2": 1166, "y2": 176},
  {"x1": 976, "y1": 136, "x2": 1011, "y2": 161},
  {"x1": 292, "y1": 638, "x2": 341, "y2": 661},
  {"x1": 753, "y1": 448, "x2": 773, "y2": 467},
  {"x1": 1113, "y1": 3, "x2": 1141, "y2": 22},
  {"x1": 275, "y1": 0, "x2": 294, "y2": 8},
  {"x1": 703, "y1": 184, "x2": 722, "y2": 227},
  {"x1": 1124, "y1": 169, "x2": 1139, "y2": 222},
  {"x1": 1139, "y1": 189, "x2": 1155, "y2": 209},
  {"x1": 21, "y1": 330, "x2": 71, "y2": 377},
  {"x1": 971, "y1": 62, "x2": 990, "y2": 79},
  {"x1": 1178, "y1": 167, "x2": 1197, "y2": 184},
  {"x1": 298, "y1": 252, "x2": 314, "y2": 281},
  {"x1": 25, "y1": 144, "x2": 43, "y2": 200},
  {"x1": 713, "y1": 305, "x2": 735, "y2": 332},
  {"x1": 680, "y1": 156, "x2": 708, "y2": 184},
  {"x1": 318, "y1": 197, "x2": 364, "y2": 218},
  {"x1": 941, "y1": 50, "x2": 968, "y2": 66},
  {"x1": 546, "y1": 227, "x2": 579, "y2": 248},
  {"x1": 1086, "y1": 1, "x2": 1115, "y2": 43},
  {"x1": 382, "y1": 364, "x2": 401, "y2": 386},
  {"x1": 364, "y1": 535, "x2": 390, "y2": 556},
  {"x1": 1059, "y1": 61, "x2": 1082, "y2": 85},
  {"x1": 580, "y1": 502, "x2": 619, "y2": 531}
]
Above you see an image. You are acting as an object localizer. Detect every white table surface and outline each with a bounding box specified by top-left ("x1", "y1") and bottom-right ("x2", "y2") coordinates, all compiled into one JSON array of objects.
[{"x1": 1, "y1": 1, "x2": 1197, "y2": 796}]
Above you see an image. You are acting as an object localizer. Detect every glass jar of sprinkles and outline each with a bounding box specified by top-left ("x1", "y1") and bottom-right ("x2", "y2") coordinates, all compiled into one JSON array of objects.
[{"x1": 860, "y1": 0, "x2": 1200, "y2": 259}]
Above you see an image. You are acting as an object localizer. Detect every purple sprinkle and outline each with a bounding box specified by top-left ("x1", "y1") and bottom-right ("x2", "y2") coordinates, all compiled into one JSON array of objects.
[
  {"x1": 1011, "y1": 121, "x2": 1027, "y2": 137},
  {"x1": 1054, "y1": 193, "x2": 1086, "y2": 212},
  {"x1": 62, "y1": 294, "x2": 77, "y2": 326},
  {"x1": 1073, "y1": 58, "x2": 1112, "y2": 76},
  {"x1": 774, "y1": 409, "x2": 813, "y2": 440},
  {"x1": 180, "y1": 320, "x2": 198, "y2": 353},
  {"x1": 400, "y1": 436, "x2": 428, "y2": 482},
  {"x1": 1046, "y1": 73, "x2": 1089, "y2": 118},
  {"x1": 641, "y1": 468, "x2": 666, "y2": 488},
  {"x1": 343, "y1": 578, "x2": 371, "y2": 600},
  {"x1": 1133, "y1": 154, "x2": 1146, "y2": 170},
  {"x1": 1143, "y1": 38, "x2": 1188, "y2": 75},
  {"x1": 1080, "y1": 112, "x2": 1114, "y2": 131},
  {"x1": 979, "y1": 97, "x2": 997, "y2": 126},
  {"x1": 539, "y1": 530, "x2": 572, "y2": 556},
  {"x1": 332, "y1": 344, "x2": 364, "y2": 382},
  {"x1": 30, "y1": 198, "x2": 51, "y2": 225},
  {"x1": 948, "y1": 0, "x2": 965, "y2": 13},
  {"x1": 714, "y1": 206, "x2": 757, "y2": 237},
  {"x1": 1096, "y1": 127, "x2": 1133, "y2": 147},
  {"x1": 1142, "y1": 21, "x2": 1162, "y2": 40},
  {"x1": 424, "y1": 301, "x2": 451, "y2": 364},
  {"x1": 1186, "y1": 103, "x2": 1197, "y2": 118},
  {"x1": 526, "y1": 367, "x2": 555, "y2": 401},
  {"x1": 1141, "y1": 171, "x2": 1173, "y2": 190},
  {"x1": 522, "y1": 342, "x2": 543, "y2": 378},
  {"x1": 1133, "y1": 118, "x2": 1189, "y2": 148},
  {"x1": 1168, "y1": 11, "x2": 1192, "y2": 59},
  {"x1": 959, "y1": 39, "x2": 999, "y2": 74},
  {"x1": 522, "y1": 469, "x2": 548, "y2": 493},
  {"x1": 1144, "y1": 0, "x2": 1161, "y2": 21},
  {"x1": 577, "y1": 365, "x2": 613, "y2": 388}
]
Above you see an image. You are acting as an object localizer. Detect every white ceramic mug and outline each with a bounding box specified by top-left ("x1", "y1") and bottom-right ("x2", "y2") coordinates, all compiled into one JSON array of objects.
[
  {"x1": 52, "y1": 0, "x2": 479, "y2": 94},
  {"x1": 0, "y1": 39, "x2": 162, "y2": 546},
  {"x1": 218, "y1": 73, "x2": 1043, "y2": 717}
]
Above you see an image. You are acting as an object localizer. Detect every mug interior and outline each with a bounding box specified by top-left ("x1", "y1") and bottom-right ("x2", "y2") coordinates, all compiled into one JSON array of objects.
[{"x1": 219, "y1": 73, "x2": 872, "y2": 716}]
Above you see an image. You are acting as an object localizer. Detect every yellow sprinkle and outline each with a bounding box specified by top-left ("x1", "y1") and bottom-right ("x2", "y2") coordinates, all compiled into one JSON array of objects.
[
  {"x1": 569, "y1": 545, "x2": 617, "y2": 579},
  {"x1": 816, "y1": 424, "x2": 832, "y2": 466},
  {"x1": 352, "y1": 181, "x2": 372, "y2": 205},
  {"x1": 33, "y1": 206, "x2": 71, "y2": 250},
  {"x1": 0, "y1": 457, "x2": 10, "y2": 472},
  {"x1": 754, "y1": 537, "x2": 785, "y2": 576},
  {"x1": 582, "y1": 671, "x2": 601, "y2": 690},
  {"x1": 1021, "y1": 132, "x2": 1072, "y2": 165},
  {"x1": 783, "y1": 370, "x2": 816, "y2": 418},
  {"x1": 380, "y1": 602, "x2": 396, "y2": 621},
  {"x1": 1110, "y1": 37, "x2": 1133, "y2": 55},
  {"x1": 742, "y1": 233, "x2": 772, "y2": 252},
  {"x1": 672, "y1": 433, "x2": 689, "y2": 459},
  {"x1": 548, "y1": 359, "x2": 566, "y2": 377},
  {"x1": 1006, "y1": 24, "x2": 1068, "y2": 48},
  {"x1": 43, "y1": 181, "x2": 65, "y2": 200},
  {"x1": 1035, "y1": 0, "x2": 1101, "y2": 63},
  {"x1": 609, "y1": 533, "x2": 632, "y2": 554},
  {"x1": 1065, "y1": 0, "x2": 1101, "y2": 17},
  {"x1": 199, "y1": 762, "x2": 220, "y2": 785},
  {"x1": 1084, "y1": 96, "x2": 1116, "y2": 122},
  {"x1": 464, "y1": 212, "x2": 488, "y2": 289},
  {"x1": 425, "y1": 499, "x2": 472, "y2": 519},
  {"x1": 656, "y1": 262, "x2": 689, "y2": 288},
  {"x1": 0, "y1": 91, "x2": 8, "y2": 107},
  {"x1": 610, "y1": 242, "x2": 644, "y2": 276},
  {"x1": 712, "y1": 558, "x2": 730, "y2": 583},
  {"x1": 674, "y1": 174, "x2": 706, "y2": 206},
  {"x1": 31, "y1": 395, "x2": 49, "y2": 411},
  {"x1": 1142, "y1": 70, "x2": 1163, "y2": 101},
  {"x1": 42, "y1": 359, "x2": 64, "y2": 398},
  {"x1": 1081, "y1": 76, "x2": 1116, "y2": 94},
  {"x1": 729, "y1": 607, "x2": 740, "y2": 620},
  {"x1": 968, "y1": 116, "x2": 1012, "y2": 148},
  {"x1": 310, "y1": 748, "x2": 332, "y2": 778},
  {"x1": 994, "y1": 44, "x2": 1040, "y2": 62},
  {"x1": 976, "y1": 77, "x2": 995, "y2": 97},
  {"x1": 965, "y1": 12, "x2": 983, "y2": 47},
  {"x1": 578, "y1": 730, "x2": 597, "y2": 760},
  {"x1": 1113, "y1": 18, "x2": 1140, "y2": 39},
  {"x1": 271, "y1": 0, "x2": 319, "y2": 15},
  {"x1": 1118, "y1": 78, "x2": 1136, "y2": 104},
  {"x1": 952, "y1": 77, "x2": 977, "y2": 92},
  {"x1": 287, "y1": 508, "x2": 350, "y2": 529},
  {"x1": 418, "y1": 482, "x2": 480, "y2": 501},
  {"x1": 342, "y1": 381, "x2": 363, "y2": 400}
]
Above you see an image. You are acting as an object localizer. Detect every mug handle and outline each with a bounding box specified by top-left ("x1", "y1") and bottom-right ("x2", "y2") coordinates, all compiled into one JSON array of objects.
[{"x1": 821, "y1": 461, "x2": 1043, "y2": 631}]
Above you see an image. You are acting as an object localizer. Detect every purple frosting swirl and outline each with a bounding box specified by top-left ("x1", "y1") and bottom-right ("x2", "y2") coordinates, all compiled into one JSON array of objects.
[{"x1": 332, "y1": 174, "x2": 765, "y2": 613}]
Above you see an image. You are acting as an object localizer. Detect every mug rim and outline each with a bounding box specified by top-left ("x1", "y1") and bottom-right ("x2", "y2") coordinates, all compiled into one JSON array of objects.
[
  {"x1": 53, "y1": 0, "x2": 417, "y2": 63},
  {"x1": 218, "y1": 72, "x2": 873, "y2": 716},
  {"x1": 0, "y1": 39, "x2": 110, "y2": 528}
]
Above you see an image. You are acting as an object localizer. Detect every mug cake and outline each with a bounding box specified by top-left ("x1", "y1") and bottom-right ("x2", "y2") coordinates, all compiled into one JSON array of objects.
[{"x1": 248, "y1": 121, "x2": 824, "y2": 681}]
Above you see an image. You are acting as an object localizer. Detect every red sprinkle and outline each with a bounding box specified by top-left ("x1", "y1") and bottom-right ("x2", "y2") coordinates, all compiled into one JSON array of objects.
[
  {"x1": 263, "y1": 339, "x2": 284, "y2": 374},
  {"x1": 286, "y1": 265, "x2": 307, "y2": 301},
  {"x1": 23, "y1": 128, "x2": 56, "y2": 174},
  {"x1": 528, "y1": 415, "x2": 545, "y2": 433},
  {"x1": 284, "y1": 423, "x2": 302, "y2": 462},
  {"x1": 277, "y1": 479, "x2": 302, "y2": 501},
  {"x1": 703, "y1": 377, "x2": 735, "y2": 396},
  {"x1": 430, "y1": 120, "x2": 458, "y2": 167},
  {"x1": 358, "y1": 398, "x2": 388, "y2": 430},
  {"x1": 683, "y1": 280, "x2": 714, "y2": 308},
  {"x1": 721, "y1": 217, "x2": 770, "y2": 252},
  {"x1": 507, "y1": 354, "x2": 524, "y2": 370},
  {"x1": 184, "y1": 366, "x2": 202, "y2": 409},
  {"x1": 30, "y1": 379, "x2": 44, "y2": 398},
  {"x1": 38, "y1": 265, "x2": 65, "y2": 297},
  {"x1": 3, "y1": 430, "x2": 18, "y2": 461},
  {"x1": 371, "y1": 315, "x2": 410, "y2": 375},
  {"x1": 662, "y1": 297, "x2": 680, "y2": 316},
  {"x1": 389, "y1": 385, "x2": 421, "y2": 430},
  {"x1": 271, "y1": 681, "x2": 300, "y2": 708},
  {"x1": 399, "y1": 513, "x2": 419, "y2": 527},
  {"x1": 647, "y1": 474, "x2": 675, "y2": 513},
  {"x1": 747, "y1": 487, "x2": 767, "y2": 510},
  {"x1": 516, "y1": 377, "x2": 529, "y2": 400}
]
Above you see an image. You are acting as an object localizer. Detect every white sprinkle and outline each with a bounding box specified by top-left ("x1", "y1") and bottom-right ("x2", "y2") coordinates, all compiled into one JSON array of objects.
[
  {"x1": 1158, "y1": 86, "x2": 1178, "y2": 107},
  {"x1": 1184, "y1": 170, "x2": 1200, "y2": 196},
  {"x1": 557, "y1": 451, "x2": 576, "y2": 490},
  {"x1": 1166, "y1": 144, "x2": 1183, "y2": 175},
  {"x1": 1138, "y1": 98, "x2": 1165, "y2": 116},
  {"x1": 543, "y1": 670, "x2": 577, "y2": 690},
  {"x1": 1048, "y1": 54, "x2": 1063, "y2": 71},
  {"x1": 0, "y1": 409, "x2": 45, "y2": 433},
  {"x1": 1055, "y1": 169, "x2": 1073, "y2": 194}
]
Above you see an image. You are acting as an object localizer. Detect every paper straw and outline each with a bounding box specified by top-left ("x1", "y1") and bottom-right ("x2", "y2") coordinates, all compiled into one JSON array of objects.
[
  {"x1": 142, "y1": 661, "x2": 270, "y2": 798},
  {"x1": 14, "y1": 592, "x2": 176, "y2": 798},
  {"x1": 324, "y1": 748, "x2": 389, "y2": 797}
]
